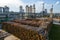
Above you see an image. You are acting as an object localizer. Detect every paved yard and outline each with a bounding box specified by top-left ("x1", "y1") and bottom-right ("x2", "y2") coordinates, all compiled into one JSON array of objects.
[
  {"x1": 0, "y1": 30, "x2": 20, "y2": 40},
  {"x1": 5, "y1": 35, "x2": 20, "y2": 40}
]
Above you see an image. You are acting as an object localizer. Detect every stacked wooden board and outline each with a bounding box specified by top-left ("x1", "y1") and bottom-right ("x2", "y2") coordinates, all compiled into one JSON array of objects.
[
  {"x1": 11, "y1": 18, "x2": 52, "y2": 27},
  {"x1": 2, "y1": 18, "x2": 52, "y2": 40}
]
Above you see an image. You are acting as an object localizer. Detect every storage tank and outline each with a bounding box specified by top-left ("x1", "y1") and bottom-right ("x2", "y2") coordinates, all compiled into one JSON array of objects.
[
  {"x1": 29, "y1": 5, "x2": 32, "y2": 13},
  {"x1": 26, "y1": 5, "x2": 29, "y2": 13}
]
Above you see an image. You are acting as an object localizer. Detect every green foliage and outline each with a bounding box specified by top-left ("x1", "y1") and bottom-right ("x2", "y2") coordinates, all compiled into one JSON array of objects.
[{"x1": 49, "y1": 24, "x2": 60, "y2": 40}]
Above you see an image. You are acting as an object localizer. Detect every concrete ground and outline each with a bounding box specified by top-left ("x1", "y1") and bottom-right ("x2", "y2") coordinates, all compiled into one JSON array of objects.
[
  {"x1": 0, "y1": 30, "x2": 20, "y2": 40},
  {"x1": 5, "y1": 35, "x2": 20, "y2": 40}
]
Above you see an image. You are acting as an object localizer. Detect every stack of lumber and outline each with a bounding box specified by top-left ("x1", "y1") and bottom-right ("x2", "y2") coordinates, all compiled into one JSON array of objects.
[
  {"x1": 2, "y1": 18, "x2": 53, "y2": 40},
  {"x1": 2, "y1": 22, "x2": 46, "y2": 40},
  {"x1": 11, "y1": 19, "x2": 51, "y2": 27}
]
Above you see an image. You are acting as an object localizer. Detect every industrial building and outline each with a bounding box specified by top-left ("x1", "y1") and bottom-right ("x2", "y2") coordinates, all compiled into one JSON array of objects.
[
  {"x1": 2, "y1": 18, "x2": 53, "y2": 40},
  {"x1": 3, "y1": 6, "x2": 9, "y2": 13},
  {"x1": 50, "y1": 5, "x2": 53, "y2": 18},
  {"x1": 0, "y1": 6, "x2": 25, "y2": 22},
  {"x1": 0, "y1": 2, "x2": 60, "y2": 40},
  {"x1": 25, "y1": 4, "x2": 36, "y2": 18},
  {"x1": 0, "y1": 7, "x2": 3, "y2": 13},
  {"x1": 0, "y1": 6, "x2": 9, "y2": 13},
  {"x1": 20, "y1": 6, "x2": 24, "y2": 13}
]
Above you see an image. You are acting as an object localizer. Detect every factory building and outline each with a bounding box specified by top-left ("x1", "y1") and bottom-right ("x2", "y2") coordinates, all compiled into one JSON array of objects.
[
  {"x1": 25, "y1": 5, "x2": 29, "y2": 18},
  {"x1": 26, "y1": 5, "x2": 29, "y2": 14},
  {"x1": 33, "y1": 4, "x2": 35, "y2": 13},
  {"x1": 0, "y1": 12, "x2": 20, "y2": 22},
  {"x1": 44, "y1": 9, "x2": 47, "y2": 16},
  {"x1": 50, "y1": 5, "x2": 53, "y2": 18},
  {"x1": 3, "y1": 6, "x2": 9, "y2": 13},
  {"x1": 45, "y1": 9, "x2": 47, "y2": 13},
  {"x1": 0, "y1": 7, "x2": 3, "y2": 13},
  {"x1": 19, "y1": 6, "x2": 24, "y2": 19},
  {"x1": 39, "y1": 3, "x2": 48, "y2": 17},
  {"x1": 25, "y1": 4, "x2": 36, "y2": 18},
  {"x1": 20, "y1": 6, "x2": 24, "y2": 13},
  {"x1": 25, "y1": 4, "x2": 36, "y2": 14},
  {"x1": 0, "y1": 6, "x2": 9, "y2": 13},
  {"x1": 29, "y1": 5, "x2": 32, "y2": 13}
]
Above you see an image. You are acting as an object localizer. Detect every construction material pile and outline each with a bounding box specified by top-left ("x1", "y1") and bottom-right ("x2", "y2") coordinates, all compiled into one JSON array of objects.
[
  {"x1": 11, "y1": 18, "x2": 52, "y2": 27},
  {"x1": 2, "y1": 18, "x2": 52, "y2": 40}
]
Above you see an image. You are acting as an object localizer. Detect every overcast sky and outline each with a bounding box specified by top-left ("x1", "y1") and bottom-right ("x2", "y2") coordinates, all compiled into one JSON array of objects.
[{"x1": 0, "y1": 0, "x2": 60, "y2": 13}]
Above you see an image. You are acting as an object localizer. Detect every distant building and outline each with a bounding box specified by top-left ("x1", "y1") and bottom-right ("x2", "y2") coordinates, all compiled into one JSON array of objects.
[
  {"x1": 45, "y1": 9, "x2": 47, "y2": 13},
  {"x1": 44, "y1": 9, "x2": 47, "y2": 16},
  {"x1": 25, "y1": 4, "x2": 36, "y2": 18},
  {"x1": 0, "y1": 7, "x2": 3, "y2": 13},
  {"x1": 25, "y1": 5, "x2": 29, "y2": 18},
  {"x1": 39, "y1": 9, "x2": 48, "y2": 17},
  {"x1": 3, "y1": 6, "x2": 9, "y2": 13},
  {"x1": 29, "y1": 5, "x2": 32, "y2": 13},
  {"x1": 33, "y1": 4, "x2": 35, "y2": 13},
  {"x1": 20, "y1": 6, "x2": 24, "y2": 13},
  {"x1": 0, "y1": 12, "x2": 20, "y2": 22},
  {"x1": 39, "y1": 3, "x2": 48, "y2": 17},
  {"x1": 26, "y1": 5, "x2": 29, "y2": 13},
  {"x1": 50, "y1": 5, "x2": 53, "y2": 18}
]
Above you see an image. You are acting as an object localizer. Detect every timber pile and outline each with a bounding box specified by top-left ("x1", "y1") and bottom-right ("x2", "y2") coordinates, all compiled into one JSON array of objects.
[
  {"x1": 2, "y1": 18, "x2": 52, "y2": 40},
  {"x1": 11, "y1": 20, "x2": 39, "y2": 27},
  {"x1": 2, "y1": 22, "x2": 46, "y2": 40},
  {"x1": 11, "y1": 18, "x2": 51, "y2": 27}
]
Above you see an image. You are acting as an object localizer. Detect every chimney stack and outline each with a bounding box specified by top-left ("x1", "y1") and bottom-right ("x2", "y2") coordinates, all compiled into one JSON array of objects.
[
  {"x1": 33, "y1": 4, "x2": 35, "y2": 13},
  {"x1": 50, "y1": 5, "x2": 53, "y2": 18},
  {"x1": 30, "y1": 5, "x2": 32, "y2": 13}
]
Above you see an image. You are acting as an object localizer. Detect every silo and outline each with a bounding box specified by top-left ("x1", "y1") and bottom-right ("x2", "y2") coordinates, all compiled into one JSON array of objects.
[
  {"x1": 32, "y1": 4, "x2": 36, "y2": 18},
  {"x1": 26, "y1": 5, "x2": 29, "y2": 14},
  {"x1": 50, "y1": 5, "x2": 53, "y2": 18},
  {"x1": 25, "y1": 5, "x2": 29, "y2": 18},
  {"x1": 33, "y1": 4, "x2": 35, "y2": 13},
  {"x1": 30, "y1": 5, "x2": 32, "y2": 13}
]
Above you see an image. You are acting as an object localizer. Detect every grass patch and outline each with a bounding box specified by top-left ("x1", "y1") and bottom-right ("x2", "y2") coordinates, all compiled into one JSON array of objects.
[{"x1": 49, "y1": 24, "x2": 60, "y2": 40}]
